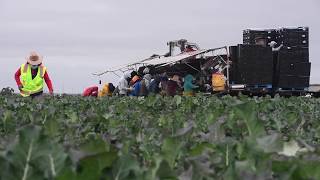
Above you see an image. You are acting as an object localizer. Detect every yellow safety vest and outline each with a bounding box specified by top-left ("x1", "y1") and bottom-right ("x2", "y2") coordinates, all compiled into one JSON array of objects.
[
  {"x1": 212, "y1": 73, "x2": 226, "y2": 92},
  {"x1": 20, "y1": 63, "x2": 47, "y2": 97},
  {"x1": 98, "y1": 84, "x2": 112, "y2": 97}
]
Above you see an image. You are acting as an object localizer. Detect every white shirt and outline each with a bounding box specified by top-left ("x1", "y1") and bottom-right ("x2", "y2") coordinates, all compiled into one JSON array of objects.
[{"x1": 118, "y1": 77, "x2": 129, "y2": 95}]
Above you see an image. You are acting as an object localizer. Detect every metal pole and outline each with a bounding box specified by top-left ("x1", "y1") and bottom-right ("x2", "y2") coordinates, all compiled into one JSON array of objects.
[
  {"x1": 184, "y1": 62, "x2": 201, "y2": 72},
  {"x1": 225, "y1": 46, "x2": 230, "y2": 88}
]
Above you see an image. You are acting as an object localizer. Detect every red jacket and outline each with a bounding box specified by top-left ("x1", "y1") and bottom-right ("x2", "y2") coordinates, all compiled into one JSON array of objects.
[
  {"x1": 82, "y1": 86, "x2": 99, "y2": 97},
  {"x1": 14, "y1": 67, "x2": 53, "y2": 93}
]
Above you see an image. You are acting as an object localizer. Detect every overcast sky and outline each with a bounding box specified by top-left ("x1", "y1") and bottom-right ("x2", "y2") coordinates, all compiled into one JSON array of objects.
[{"x1": 0, "y1": 0, "x2": 319, "y2": 93}]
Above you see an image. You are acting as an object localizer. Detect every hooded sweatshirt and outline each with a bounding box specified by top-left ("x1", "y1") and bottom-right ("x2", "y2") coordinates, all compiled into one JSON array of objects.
[
  {"x1": 143, "y1": 74, "x2": 152, "y2": 90},
  {"x1": 118, "y1": 73, "x2": 131, "y2": 95},
  {"x1": 183, "y1": 74, "x2": 198, "y2": 92}
]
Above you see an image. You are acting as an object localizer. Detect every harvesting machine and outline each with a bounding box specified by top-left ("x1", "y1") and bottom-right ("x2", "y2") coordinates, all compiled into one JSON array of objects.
[{"x1": 93, "y1": 27, "x2": 318, "y2": 96}]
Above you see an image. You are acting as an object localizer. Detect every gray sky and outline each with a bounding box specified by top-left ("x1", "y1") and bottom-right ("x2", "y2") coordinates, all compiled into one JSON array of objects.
[{"x1": 0, "y1": 0, "x2": 319, "y2": 93}]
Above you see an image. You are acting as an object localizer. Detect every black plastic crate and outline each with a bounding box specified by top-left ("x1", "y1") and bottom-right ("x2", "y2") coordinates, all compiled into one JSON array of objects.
[
  {"x1": 279, "y1": 32, "x2": 308, "y2": 39},
  {"x1": 278, "y1": 62, "x2": 311, "y2": 76},
  {"x1": 243, "y1": 29, "x2": 278, "y2": 45},
  {"x1": 243, "y1": 29, "x2": 277, "y2": 35},
  {"x1": 229, "y1": 46, "x2": 238, "y2": 62},
  {"x1": 234, "y1": 44, "x2": 274, "y2": 85},
  {"x1": 277, "y1": 75, "x2": 310, "y2": 88},
  {"x1": 238, "y1": 73, "x2": 273, "y2": 85},
  {"x1": 278, "y1": 47, "x2": 309, "y2": 63},
  {"x1": 238, "y1": 64, "x2": 274, "y2": 73},
  {"x1": 278, "y1": 27, "x2": 309, "y2": 48},
  {"x1": 278, "y1": 27, "x2": 309, "y2": 34},
  {"x1": 229, "y1": 46, "x2": 239, "y2": 83},
  {"x1": 238, "y1": 44, "x2": 273, "y2": 63},
  {"x1": 279, "y1": 39, "x2": 309, "y2": 48}
]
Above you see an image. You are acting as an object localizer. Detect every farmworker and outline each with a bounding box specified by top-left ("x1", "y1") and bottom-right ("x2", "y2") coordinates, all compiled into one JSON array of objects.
[
  {"x1": 165, "y1": 75, "x2": 182, "y2": 96},
  {"x1": 159, "y1": 76, "x2": 168, "y2": 96},
  {"x1": 118, "y1": 72, "x2": 132, "y2": 96},
  {"x1": 131, "y1": 71, "x2": 138, "y2": 78},
  {"x1": 143, "y1": 74, "x2": 152, "y2": 90},
  {"x1": 142, "y1": 67, "x2": 152, "y2": 89},
  {"x1": 14, "y1": 51, "x2": 53, "y2": 97},
  {"x1": 149, "y1": 75, "x2": 161, "y2": 94},
  {"x1": 255, "y1": 36, "x2": 267, "y2": 47},
  {"x1": 98, "y1": 83, "x2": 115, "y2": 97},
  {"x1": 212, "y1": 72, "x2": 226, "y2": 92},
  {"x1": 268, "y1": 41, "x2": 283, "y2": 52},
  {"x1": 183, "y1": 74, "x2": 198, "y2": 96},
  {"x1": 129, "y1": 71, "x2": 139, "y2": 86},
  {"x1": 130, "y1": 75, "x2": 148, "y2": 96},
  {"x1": 83, "y1": 86, "x2": 99, "y2": 97},
  {"x1": 138, "y1": 80, "x2": 148, "y2": 96},
  {"x1": 143, "y1": 67, "x2": 150, "y2": 75},
  {"x1": 130, "y1": 75, "x2": 139, "y2": 96}
]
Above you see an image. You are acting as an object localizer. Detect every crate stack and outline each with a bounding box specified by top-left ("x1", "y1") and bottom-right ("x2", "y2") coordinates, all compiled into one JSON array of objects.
[
  {"x1": 277, "y1": 27, "x2": 309, "y2": 48},
  {"x1": 229, "y1": 45, "x2": 274, "y2": 88},
  {"x1": 275, "y1": 27, "x2": 310, "y2": 90},
  {"x1": 228, "y1": 46, "x2": 239, "y2": 84},
  {"x1": 243, "y1": 29, "x2": 278, "y2": 46},
  {"x1": 242, "y1": 27, "x2": 310, "y2": 90}
]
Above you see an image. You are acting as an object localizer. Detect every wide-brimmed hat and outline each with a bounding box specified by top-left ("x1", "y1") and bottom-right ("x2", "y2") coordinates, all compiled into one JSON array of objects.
[{"x1": 26, "y1": 51, "x2": 43, "y2": 65}]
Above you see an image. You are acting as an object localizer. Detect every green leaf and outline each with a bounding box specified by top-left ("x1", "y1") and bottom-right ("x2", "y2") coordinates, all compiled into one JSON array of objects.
[
  {"x1": 2, "y1": 125, "x2": 67, "y2": 180},
  {"x1": 189, "y1": 143, "x2": 215, "y2": 157},
  {"x1": 175, "y1": 96, "x2": 182, "y2": 107},
  {"x1": 79, "y1": 136, "x2": 110, "y2": 154},
  {"x1": 43, "y1": 118, "x2": 60, "y2": 138},
  {"x1": 161, "y1": 138, "x2": 183, "y2": 168},
  {"x1": 112, "y1": 154, "x2": 142, "y2": 180},
  {"x1": 256, "y1": 133, "x2": 283, "y2": 153},
  {"x1": 77, "y1": 151, "x2": 118, "y2": 180},
  {"x1": 145, "y1": 157, "x2": 176, "y2": 180},
  {"x1": 234, "y1": 102, "x2": 266, "y2": 137},
  {"x1": 2, "y1": 110, "x2": 15, "y2": 133}
]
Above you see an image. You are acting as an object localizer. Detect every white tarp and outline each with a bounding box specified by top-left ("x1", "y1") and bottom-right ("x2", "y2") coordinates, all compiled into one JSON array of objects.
[
  {"x1": 92, "y1": 46, "x2": 228, "y2": 76},
  {"x1": 143, "y1": 50, "x2": 208, "y2": 66}
]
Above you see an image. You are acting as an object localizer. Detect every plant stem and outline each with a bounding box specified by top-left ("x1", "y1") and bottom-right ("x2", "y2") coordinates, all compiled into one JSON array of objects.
[
  {"x1": 22, "y1": 140, "x2": 34, "y2": 180},
  {"x1": 226, "y1": 144, "x2": 229, "y2": 167},
  {"x1": 49, "y1": 154, "x2": 56, "y2": 177}
]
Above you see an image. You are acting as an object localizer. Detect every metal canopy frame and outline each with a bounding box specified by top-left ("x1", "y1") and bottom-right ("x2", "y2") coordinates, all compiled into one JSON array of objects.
[
  {"x1": 92, "y1": 46, "x2": 230, "y2": 87},
  {"x1": 157, "y1": 46, "x2": 230, "y2": 87},
  {"x1": 200, "y1": 47, "x2": 230, "y2": 87}
]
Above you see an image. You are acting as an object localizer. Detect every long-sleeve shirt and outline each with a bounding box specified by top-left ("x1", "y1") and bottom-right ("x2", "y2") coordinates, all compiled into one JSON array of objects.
[
  {"x1": 14, "y1": 68, "x2": 53, "y2": 93},
  {"x1": 118, "y1": 77, "x2": 130, "y2": 95}
]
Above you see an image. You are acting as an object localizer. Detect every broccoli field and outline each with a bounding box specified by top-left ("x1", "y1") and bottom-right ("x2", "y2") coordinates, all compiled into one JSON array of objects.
[{"x1": 1, "y1": 94, "x2": 320, "y2": 180}]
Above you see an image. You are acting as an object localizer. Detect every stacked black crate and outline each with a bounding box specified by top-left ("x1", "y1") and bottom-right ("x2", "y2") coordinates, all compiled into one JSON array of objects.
[
  {"x1": 235, "y1": 44, "x2": 274, "y2": 86},
  {"x1": 243, "y1": 29, "x2": 278, "y2": 46},
  {"x1": 277, "y1": 27, "x2": 309, "y2": 48},
  {"x1": 228, "y1": 46, "x2": 239, "y2": 84},
  {"x1": 276, "y1": 27, "x2": 310, "y2": 89}
]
